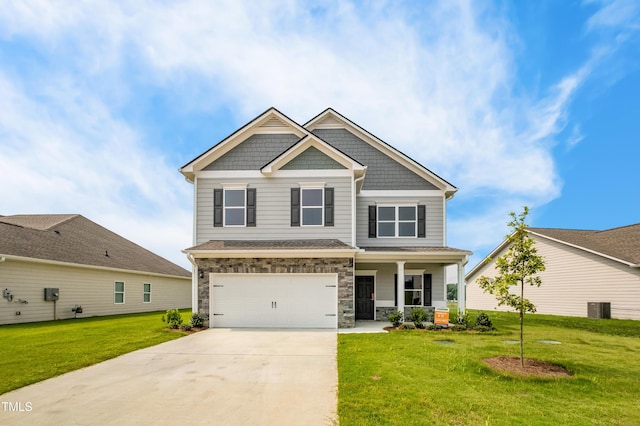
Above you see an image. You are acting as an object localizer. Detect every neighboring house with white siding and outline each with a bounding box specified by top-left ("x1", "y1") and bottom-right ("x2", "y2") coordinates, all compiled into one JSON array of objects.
[
  {"x1": 466, "y1": 224, "x2": 640, "y2": 320},
  {"x1": 0, "y1": 214, "x2": 191, "y2": 325},
  {"x1": 180, "y1": 107, "x2": 471, "y2": 329}
]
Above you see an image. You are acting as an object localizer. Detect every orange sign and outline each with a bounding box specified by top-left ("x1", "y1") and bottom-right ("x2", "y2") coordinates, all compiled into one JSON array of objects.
[{"x1": 434, "y1": 309, "x2": 449, "y2": 326}]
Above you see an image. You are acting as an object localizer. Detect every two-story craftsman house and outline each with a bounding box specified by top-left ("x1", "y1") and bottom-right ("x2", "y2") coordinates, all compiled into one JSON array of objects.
[{"x1": 180, "y1": 108, "x2": 471, "y2": 328}]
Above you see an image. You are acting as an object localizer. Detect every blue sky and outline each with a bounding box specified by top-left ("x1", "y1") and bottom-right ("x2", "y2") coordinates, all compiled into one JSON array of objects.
[{"x1": 1, "y1": 0, "x2": 638, "y2": 271}]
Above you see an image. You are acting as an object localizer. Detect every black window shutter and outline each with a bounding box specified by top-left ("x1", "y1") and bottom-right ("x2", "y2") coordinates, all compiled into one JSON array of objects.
[
  {"x1": 246, "y1": 188, "x2": 256, "y2": 227},
  {"x1": 368, "y1": 206, "x2": 377, "y2": 238},
  {"x1": 324, "y1": 188, "x2": 334, "y2": 226},
  {"x1": 394, "y1": 274, "x2": 397, "y2": 307},
  {"x1": 213, "y1": 189, "x2": 223, "y2": 227},
  {"x1": 423, "y1": 274, "x2": 432, "y2": 306},
  {"x1": 418, "y1": 205, "x2": 426, "y2": 238},
  {"x1": 291, "y1": 188, "x2": 300, "y2": 227}
]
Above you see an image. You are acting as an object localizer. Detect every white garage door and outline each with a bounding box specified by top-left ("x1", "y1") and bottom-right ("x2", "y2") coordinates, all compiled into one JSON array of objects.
[{"x1": 210, "y1": 274, "x2": 338, "y2": 328}]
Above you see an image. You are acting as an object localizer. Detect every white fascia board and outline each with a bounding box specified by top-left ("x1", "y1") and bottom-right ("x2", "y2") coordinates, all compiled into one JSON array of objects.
[
  {"x1": 185, "y1": 249, "x2": 359, "y2": 259},
  {"x1": 261, "y1": 134, "x2": 365, "y2": 174},
  {"x1": 528, "y1": 231, "x2": 635, "y2": 267},
  {"x1": 359, "y1": 190, "x2": 445, "y2": 197},
  {"x1": 0, "y1": 254, "x2": 192, "y2": 280},
  {"x1": 356, "y1": 251, "x2": 469, "y2": 263}
]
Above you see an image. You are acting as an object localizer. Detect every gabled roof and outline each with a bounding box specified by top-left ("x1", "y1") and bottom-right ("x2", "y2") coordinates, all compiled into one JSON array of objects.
[
  {"x1": 528, "y1": 224, "x2": 640, "y2": 266},
  {"x1": 0, "y1": 214, "x2": 191, "y2": 278},
  {"x1": 305, "y1": 108, "x2": 458, "y2": 197},
  {"x1": 180, "y1": 107, "x2": 307, "y2": 181},
  {"x1": 466, "y1": 223, "x2": 640, "y2": 279},
  {"x1": 261, "y1": 133, "x2": 366, "y2": 175},
  {"x1": 180, "y1": 107, "x2": 458, "y2": 197}
]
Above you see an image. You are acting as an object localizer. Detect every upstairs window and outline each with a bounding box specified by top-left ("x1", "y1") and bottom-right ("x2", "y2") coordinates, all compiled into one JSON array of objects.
[
  {"x1": 224, "y1": 189, "x2": 246, "y2": 226},
  {"x1": 301, "y1": 188, "x2": 324, "y2": 226},
  {"x1": 213, "y1": 187, "x2": 256, "y2": 227},
  {"x1": 291, "y1": 186, "x2": 334, "y2": 227},
  {"x1": 377, "y1": 206, "x2": 417, "y2": 238},
  {"x1": 370, "y1": 204, "x2": 425, "y2": 238}
]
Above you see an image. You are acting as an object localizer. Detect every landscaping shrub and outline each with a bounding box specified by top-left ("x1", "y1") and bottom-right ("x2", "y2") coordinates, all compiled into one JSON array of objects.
[
  {"x1": 161, "y1": 308, "x2": 183, "y2": 329},
  {"x1": 388, "y1": 311, "x2": 404, "y2": 327},
  {"x1": 426, "y1": 324, "x2": 440, "y2": 331},
  {"x1": 475, "y1": 312, "x2": 493, "y2": 329},
  {"x1": 400, "y1": 323, "x2": 416, "y2": 330},
  {"x1": 190, "y1": 312, "x2": 205, "y2": 328},
  {"x1": 450, "y1": 324, "x2": 467, "y2": 332},
  {"x1": 474, "y1": 325, "x2": 493, "y2": 333},
  {"x1": 456, "y1": 312, "x2": 471, "y2": 328},
  {"x1": 409, "y1": 308, "x2": 429, "y2": 329},
  {"x1": 180, "y1": 323, "x2": 192, "y2": 331}
]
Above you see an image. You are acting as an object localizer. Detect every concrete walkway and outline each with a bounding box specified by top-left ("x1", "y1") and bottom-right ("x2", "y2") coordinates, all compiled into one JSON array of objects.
[{"x1": 1, "y1": 329, "x2": 337, "y2": 426}]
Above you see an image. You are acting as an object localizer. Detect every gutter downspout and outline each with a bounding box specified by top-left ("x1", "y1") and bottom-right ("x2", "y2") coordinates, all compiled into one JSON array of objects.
[{"x1": 185, "y1": 252, "x2": 198, "y2": 314}]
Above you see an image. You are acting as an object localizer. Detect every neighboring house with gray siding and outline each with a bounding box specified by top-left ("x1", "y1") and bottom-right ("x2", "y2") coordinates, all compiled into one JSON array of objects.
[
  {"x1": 0, "y1": 214, "x2": 191, "y2": 325},
  {"x1": 466, "y1": 224, "x2": 640, "y2": 320},
  {"x1": 180, "y1": 107, "x2": 471, "y2": 328}
]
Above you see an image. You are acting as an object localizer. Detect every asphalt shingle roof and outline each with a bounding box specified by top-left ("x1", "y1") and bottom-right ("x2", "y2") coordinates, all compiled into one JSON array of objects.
[
  {"x1": 0, "y1": 214, "x2": 191, "y2": 277},
  {"x1": 187, "y1": 239, "x2": 354, "y2": 251},
  {"x1": 529, "y1": 223, "x2": 640, "y2": 265}
]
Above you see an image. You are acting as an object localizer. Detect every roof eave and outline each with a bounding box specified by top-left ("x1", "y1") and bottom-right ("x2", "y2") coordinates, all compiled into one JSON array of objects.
[{"x1": 183, "y1": 248, "x2": 359, "y2": 259}]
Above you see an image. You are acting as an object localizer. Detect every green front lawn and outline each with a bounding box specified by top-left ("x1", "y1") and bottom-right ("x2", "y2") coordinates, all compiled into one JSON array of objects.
[
  {"x1": 338, "y1": 311, "x2": 640, "y2": 425},
  {"x1": 0, "y1": 310, "x2": 191, "y2": 395}
]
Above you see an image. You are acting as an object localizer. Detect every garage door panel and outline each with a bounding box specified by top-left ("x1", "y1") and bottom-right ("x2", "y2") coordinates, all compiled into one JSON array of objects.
[{"x1": 210, "y1": 274, "x2": 337, "y2": 328}]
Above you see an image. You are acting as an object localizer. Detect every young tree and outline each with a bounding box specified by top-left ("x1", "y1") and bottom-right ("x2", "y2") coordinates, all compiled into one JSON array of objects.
[{"x1": 476, "y1": 207, "x2": 545, "y2": 368}]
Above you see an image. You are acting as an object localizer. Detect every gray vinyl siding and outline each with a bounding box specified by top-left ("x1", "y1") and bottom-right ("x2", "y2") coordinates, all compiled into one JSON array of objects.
[
  {"x1": 466, "y1": 236, "x2": 640, "y2": 320},
  {"x1": 0, "y1": 258, "x2": 191, "y2": 325},
  {"x1": 280, "y1": 146, "x2": 346, "y2": 170},
  {"x1": 204, "y1": 134, "x2": 300, "y2": 170},
  {"x1": 357, "y1": 263, "x2": 446, "y2": 305},
  {"x1": 313, "y1": 129, "x2": 438, "y2": 190},
  {"x1": 356, "y1": 194, "x2": 444, "y2": 247},
  {"x1": 196, "y1": 176, "x2": 353, "y2": 245}
]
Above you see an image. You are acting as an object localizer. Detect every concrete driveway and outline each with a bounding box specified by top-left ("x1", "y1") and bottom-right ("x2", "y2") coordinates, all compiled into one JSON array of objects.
[{"x1": 1, "y1": 329, "x2": 337, "y2": 425}]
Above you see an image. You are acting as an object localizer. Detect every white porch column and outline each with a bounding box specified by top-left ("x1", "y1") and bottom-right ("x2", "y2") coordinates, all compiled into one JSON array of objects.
[
  {"x1": 396, "y1": 261, "x2": 405, "y2": 318},
  {"x1": 457, "y1": 261, "x2": 466, "y2": 317}
]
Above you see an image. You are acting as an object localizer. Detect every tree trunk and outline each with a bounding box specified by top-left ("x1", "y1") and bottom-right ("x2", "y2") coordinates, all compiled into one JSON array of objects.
[{"x1": 520, "y1": 281, "x2": 524, "y2": 368}]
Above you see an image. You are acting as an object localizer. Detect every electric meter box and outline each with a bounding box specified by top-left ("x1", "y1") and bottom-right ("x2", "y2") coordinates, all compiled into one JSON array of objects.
[{"x1": 44, "y1": 288, "x2": 59, "y2": 301}]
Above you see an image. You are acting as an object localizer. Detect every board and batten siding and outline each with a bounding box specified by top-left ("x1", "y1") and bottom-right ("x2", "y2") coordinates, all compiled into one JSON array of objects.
[
  {"x1": 466, "y1": 236, "x2": 640, "y2": 320},
  {"x1": 355, "y1": 194, "x2": 444, "y2": 247},
  {"x1": 0, "y1": 258, "x2": 191, "y2": 325},
  {"x1": 196, "y1": 176, "x2": 353, "y2": 245}
]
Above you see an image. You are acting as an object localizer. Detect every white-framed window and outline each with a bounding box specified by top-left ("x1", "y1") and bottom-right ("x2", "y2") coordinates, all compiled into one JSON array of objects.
[
  {"x1": 378, "y1": 205, "x2": 417, "y2": 237},
  {"x1": 404, "y1": 275, "x2": 423, "y2": 306},
  {"x1": 301, "y1": 188, "x2": 324, "y2": 226},
  {"x1": 224, "y1": 188, "x2": 246, "y2": 226},
  {"x1": 143, "y1": 283, "x2": 151, "y2": 303},
  {"x1": 114, "y1": 281, "x2": 125, "y2": 304}
]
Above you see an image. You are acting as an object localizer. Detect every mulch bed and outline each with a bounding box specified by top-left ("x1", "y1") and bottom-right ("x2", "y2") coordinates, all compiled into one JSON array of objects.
[{"x1": 483, "y1": 356, "x2": 571, "y2": 378}]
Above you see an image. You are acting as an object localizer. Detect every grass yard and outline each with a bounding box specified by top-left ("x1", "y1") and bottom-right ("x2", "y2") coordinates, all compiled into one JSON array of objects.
[
  {"x1": 0, "y1": 309, "x2": 191, "y2": 395},
  {"x1": 338, "y1": 311, "x2": 640, "y2": 425}
]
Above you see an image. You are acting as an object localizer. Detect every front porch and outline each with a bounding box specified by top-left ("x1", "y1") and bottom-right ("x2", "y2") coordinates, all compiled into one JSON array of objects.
[{"x1": 354, "y1": 247, "x2": 470, "y2": 322}]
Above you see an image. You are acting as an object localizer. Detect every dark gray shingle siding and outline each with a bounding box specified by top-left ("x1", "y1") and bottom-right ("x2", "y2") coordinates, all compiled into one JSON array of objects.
[
  {"x1": 204, "y1": 134, "x2": 300, "y2": 170},
  {"x1": 313, "y1": 129, "x2": 437, "y2": 190},
  {"x1": 280, "y1": 146, "x2": 346, "y2": 170}
]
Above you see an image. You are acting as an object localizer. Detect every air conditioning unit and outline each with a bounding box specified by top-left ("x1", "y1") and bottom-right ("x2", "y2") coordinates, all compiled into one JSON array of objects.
[{"x1": 587, "y1": 302, "x2": 611, "y2": 319}]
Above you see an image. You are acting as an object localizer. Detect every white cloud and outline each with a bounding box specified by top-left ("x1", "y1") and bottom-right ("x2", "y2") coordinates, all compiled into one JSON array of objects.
[{"x1": 0, "y1": 72, "x2": 193, "y2": 268}]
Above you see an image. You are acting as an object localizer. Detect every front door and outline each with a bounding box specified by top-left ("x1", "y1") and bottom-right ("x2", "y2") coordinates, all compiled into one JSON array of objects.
[{"x1": 355, "y1": 276, "x2": 375, "y2": 320}]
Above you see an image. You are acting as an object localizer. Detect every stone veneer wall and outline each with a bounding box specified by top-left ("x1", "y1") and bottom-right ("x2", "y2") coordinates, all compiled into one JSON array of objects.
[{"x1": 196, "y1": 257, "x2": 355, "y2": 328}]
